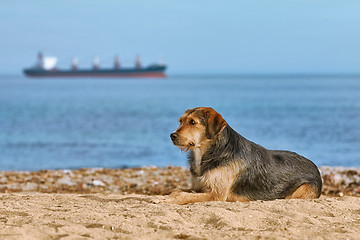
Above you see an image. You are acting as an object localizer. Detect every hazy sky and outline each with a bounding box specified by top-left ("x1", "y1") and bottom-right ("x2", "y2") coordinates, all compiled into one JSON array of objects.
[{"x1": 1, "y1": 0, "x2": 360, "y2": 74}]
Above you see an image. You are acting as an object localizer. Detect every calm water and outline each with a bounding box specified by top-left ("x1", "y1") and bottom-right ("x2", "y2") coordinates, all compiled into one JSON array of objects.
[{"x1": 0, "y1": 75, "x2": 359, "y2": 171}]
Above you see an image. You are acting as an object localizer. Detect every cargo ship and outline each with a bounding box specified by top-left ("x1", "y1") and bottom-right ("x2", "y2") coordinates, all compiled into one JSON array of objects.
[{"x1": 23, "y1": 53, "x2": 167, "y2": 78}]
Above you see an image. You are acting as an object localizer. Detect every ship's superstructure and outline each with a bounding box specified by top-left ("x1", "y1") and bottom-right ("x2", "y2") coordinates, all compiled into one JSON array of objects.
[{"x1": 23, "y1": 52, "x2": 167, "y2": 78}]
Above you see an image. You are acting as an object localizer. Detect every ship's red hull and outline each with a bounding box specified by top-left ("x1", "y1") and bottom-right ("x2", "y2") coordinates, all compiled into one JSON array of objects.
[
  {"x1": 25, "y1": 72, "x2": 167, "y2": 78},
  {"x1": 23, "y1": 65, "x2": 167, "y2": 78}
]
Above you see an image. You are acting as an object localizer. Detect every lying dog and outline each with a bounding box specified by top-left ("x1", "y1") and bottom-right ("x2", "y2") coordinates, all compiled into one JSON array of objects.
[{"x1": 168, "y1": 107, "x2": 322, "y2": 204}]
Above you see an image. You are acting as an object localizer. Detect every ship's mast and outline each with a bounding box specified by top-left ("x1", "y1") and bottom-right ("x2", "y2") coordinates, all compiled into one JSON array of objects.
[
  {"x1": 93, "y1": 56, "x2": 99, "y2": 70},
  {"x1": 37, "y1": 52, "x2": 43, "y2": 69},
  {"x1": 135, "y1": 55, "x2": 141, "y2": 69},
  {"x1": 114, "y1": 55, "x2": 120, "y2": 69},
  {"x1": 72, "y1": 57, "x2": 78, "y2": 70}
]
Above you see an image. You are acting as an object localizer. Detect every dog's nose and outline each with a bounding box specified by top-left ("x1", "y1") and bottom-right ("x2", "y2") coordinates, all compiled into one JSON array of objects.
[{"x1": 170, "y1": 133, "x2": 178, "y2": 141}]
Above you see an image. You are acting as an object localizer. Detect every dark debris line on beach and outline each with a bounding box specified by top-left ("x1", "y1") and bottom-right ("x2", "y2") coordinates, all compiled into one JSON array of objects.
[
  {"x1": 0, "y1": 167, "x2": 189, "y2": 195},
  {"x1": 0, "y1": 166, "x2": 359, "y2": 197}
]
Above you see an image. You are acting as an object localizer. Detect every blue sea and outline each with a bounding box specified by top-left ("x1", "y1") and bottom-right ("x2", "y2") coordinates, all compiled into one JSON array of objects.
[{"x1": 0, "y1": 75, "x2": 359, "y2": 171}]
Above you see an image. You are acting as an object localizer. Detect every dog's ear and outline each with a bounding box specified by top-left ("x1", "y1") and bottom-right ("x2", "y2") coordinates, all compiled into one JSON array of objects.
[{"x1": 203, "y1": 108, "x2": 226, "y2": 139}]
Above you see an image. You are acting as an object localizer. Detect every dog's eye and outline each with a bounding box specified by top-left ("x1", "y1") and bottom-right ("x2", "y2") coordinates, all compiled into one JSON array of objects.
[{"x1": 190, "y1": 119, "x2": 196, "y2": 125}]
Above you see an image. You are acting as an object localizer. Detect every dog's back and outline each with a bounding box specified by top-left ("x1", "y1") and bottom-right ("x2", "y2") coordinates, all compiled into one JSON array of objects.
[
  {"x1": 232, "y1": 148, "x2": 322, "y2": 201},
  {"x1": 198, "y1": 124, "x2": 322, "y2": 201}
]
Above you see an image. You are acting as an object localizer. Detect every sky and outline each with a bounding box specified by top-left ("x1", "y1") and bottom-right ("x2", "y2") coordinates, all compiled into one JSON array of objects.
[{"x1": 1, "y1": 0, "x2": 360, "y2": 75}]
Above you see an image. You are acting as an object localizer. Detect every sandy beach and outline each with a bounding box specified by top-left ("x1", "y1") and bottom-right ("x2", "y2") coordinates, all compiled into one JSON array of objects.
[
  {"x1": 1, "y1": 194, "x2": 360, "y2": 240},
  {"x1": 1, "y1": 166, "x2": 360, "y2": 239}
]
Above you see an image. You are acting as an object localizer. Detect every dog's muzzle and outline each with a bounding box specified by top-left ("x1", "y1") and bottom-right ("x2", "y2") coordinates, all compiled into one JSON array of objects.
[{"x1": 170, "y1": 132, "x2": 178, "y2": 142}]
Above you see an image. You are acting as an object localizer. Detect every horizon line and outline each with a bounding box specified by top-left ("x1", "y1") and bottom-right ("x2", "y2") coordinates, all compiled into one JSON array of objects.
[
  {"x1": 170, "y1": 72, "x2": 360, "y2": 79},
  {"x1": 1, "y1": 72, "x2": 360, "y2": 79}
]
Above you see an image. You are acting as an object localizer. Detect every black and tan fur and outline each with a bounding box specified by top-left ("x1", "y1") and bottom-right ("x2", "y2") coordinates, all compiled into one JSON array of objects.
[{"x1": 168, "y1": 107, "x2": 322, "y2": 204}]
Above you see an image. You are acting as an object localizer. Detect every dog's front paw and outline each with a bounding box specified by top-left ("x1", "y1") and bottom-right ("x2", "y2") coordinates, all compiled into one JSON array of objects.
[
  {"x1": 163, "y1": 197, "x2": 179, "y2": 204},
  {"x1": 169, "y1": 189, "x2": 184, "y2": 197},
  {"x1": 163, "y1": 190, "x2": 192, "y2": 205},
  {"x1": 150, "y1": 196, "x2": 166, "y2": 204}
]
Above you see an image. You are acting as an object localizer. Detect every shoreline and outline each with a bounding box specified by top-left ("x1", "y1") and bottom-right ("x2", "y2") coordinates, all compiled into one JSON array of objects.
[{"x1": 1, "y1": 166, "x2": 359, "y2": 197}]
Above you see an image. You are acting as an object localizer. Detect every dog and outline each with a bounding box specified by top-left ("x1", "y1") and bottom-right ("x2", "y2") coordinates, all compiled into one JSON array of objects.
[{"x1": 168, "y1": 107, "x2": 322, "y2": 204}]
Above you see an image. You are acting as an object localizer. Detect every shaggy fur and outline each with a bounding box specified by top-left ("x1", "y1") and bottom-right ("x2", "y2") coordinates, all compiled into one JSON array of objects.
[{"x1": 168, "y1": 107, "x2": 322, "y2": 204}]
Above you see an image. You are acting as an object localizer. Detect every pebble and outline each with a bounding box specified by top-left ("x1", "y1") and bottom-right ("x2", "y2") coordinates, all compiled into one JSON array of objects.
[{"x1": 91, "y1": 179, "x2": 106, "y2": 187}]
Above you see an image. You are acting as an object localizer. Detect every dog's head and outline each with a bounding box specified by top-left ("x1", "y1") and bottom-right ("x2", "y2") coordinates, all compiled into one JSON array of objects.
[{"x1": 170, "y1": 107, "x2": 227, "y2": 151}]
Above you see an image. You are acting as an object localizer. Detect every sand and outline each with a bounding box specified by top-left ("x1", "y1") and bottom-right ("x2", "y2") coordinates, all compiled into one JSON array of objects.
[
  {"x1": 0, "y1": 167, "x2": 360, "y2": 239},
  {"x1": 0, "y1": 193, "x2": 359, "y2": 240}
]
